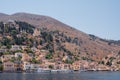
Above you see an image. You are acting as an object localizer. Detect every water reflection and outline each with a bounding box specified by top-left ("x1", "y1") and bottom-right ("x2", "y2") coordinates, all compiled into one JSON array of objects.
[{"x1": 0, "y1": 71, "x2": 120, "y2": 80}]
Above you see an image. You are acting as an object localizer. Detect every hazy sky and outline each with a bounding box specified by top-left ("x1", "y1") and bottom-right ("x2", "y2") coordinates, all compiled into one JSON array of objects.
[{"x1": 0, "y1": 0, "x2": 120, "y2": 40}]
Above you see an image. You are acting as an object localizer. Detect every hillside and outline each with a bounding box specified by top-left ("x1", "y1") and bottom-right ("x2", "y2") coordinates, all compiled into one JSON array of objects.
[{"x1": 0, "y1": 12, "x2": 120, "y2": 71}]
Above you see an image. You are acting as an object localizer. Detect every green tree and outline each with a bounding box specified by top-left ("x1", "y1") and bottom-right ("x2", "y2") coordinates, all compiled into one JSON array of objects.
[
  {"x1": 2, "y1": 37, "x2": 11, "y2": 46},
  {"x1": 64, "y1": 59, "x2": 73, "y2": 64},
  {"x1": 117, "y1": 61, "x2": 120, "y2": 64},
  {"x1": 25, "y1": 48, "x2": 33, "y2": 53},
  {"x1": 45, "y1": 53, "x2": 53, "y2": 59},
  {"x1": 48, "y1": 65, "x2": 54, "y2": 69},
  {"x1": 118, "y1": 51, "x2": 120, "y2": 55},
  {"x1": 98, "y1": 61, "x2": 104, "y2": 64},
  {"x1": 106, "y1": 61, "x2": 112, "y2": 66},
  {"x1": 0, "y1": 65, "x2": 3, "y2": 71},
  {"x1": 11, "y1": 30, "x2": 17, "y2": 37},
  {"x1": 6, "y1": 44, "x2": 12, "y2": 49},
  {"x1": 31, "y1": 58, "x2": 39, "y2": 64}
]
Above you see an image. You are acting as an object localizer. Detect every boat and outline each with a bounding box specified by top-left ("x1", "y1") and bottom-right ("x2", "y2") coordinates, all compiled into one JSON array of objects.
[
  {"x1": 51, "y1": 69, "x2": 72, "y2": 73},
  {"x1": 37, "y1": 68, "x2": 51, "y2": 73}
]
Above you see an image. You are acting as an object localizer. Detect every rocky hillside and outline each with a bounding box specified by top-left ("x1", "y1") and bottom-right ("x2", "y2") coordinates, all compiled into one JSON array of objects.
[{"x1": 0, "y1": 12, "x2": 120, "y2": 69}]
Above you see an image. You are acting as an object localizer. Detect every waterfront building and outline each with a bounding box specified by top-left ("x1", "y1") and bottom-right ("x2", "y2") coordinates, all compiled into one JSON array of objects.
[{"x1": 3, "y1": 61, "x2": 15, "y2": 71}]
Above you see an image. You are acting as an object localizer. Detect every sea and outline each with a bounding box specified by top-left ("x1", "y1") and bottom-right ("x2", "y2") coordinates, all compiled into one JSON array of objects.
[{"x1": 0, "y1": 71, "x2": 120, "y2": 80}]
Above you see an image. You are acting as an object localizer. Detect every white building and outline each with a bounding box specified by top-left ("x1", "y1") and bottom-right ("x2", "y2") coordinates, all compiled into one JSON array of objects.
[
  {"x1": 15, "y1": 52, "x2": 22, "y2": 58},
  {"x1": 10, "y1": 45, "x2": 21, "y2": 51},
  {"x1": 23, "y1": 62, "x2": 31, "y2": 70},
  {"x1": 23, "y1": 62, "x2": 39, "y2": 71}
]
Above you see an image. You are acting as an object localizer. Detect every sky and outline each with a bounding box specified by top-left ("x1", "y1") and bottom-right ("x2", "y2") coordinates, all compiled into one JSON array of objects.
[{"x1": 0, "y1": 0, "x2": 120, "y2": 40}]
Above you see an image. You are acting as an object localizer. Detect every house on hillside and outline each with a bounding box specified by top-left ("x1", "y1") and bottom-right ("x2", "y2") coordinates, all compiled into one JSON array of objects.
[
  {"x1": 81, "y1": 61, "x2": 89, "y2": 70},
  {"x1": 10, "y1": 45, "x2": 21, "y2": 51},
  {"x1": 0, "y1": 49, "x2": 6, "y2": 53},
  {"x1": 54, "y1": 63, "x2": 62, "y2": 70},
  {"x1": 22, "y1": 53, "x2": 32, "y2": 61},
  {"x1": 21, "y1": 46, "x2": 28, "y2": 50},
  {"x1": 89, "y1": 62, "x2": 98, "y2": 70},
  {"x1": 3, "y1": 61, "x2": 15, "y2": 71},
  {"x1": 30, "y1": 64, "x2": 40, "y2": 70},
  {"x1": 15, "y1": 52, "x2": 22, "y2": 58},
  {"x1": 31, "y1": 47, "x2": 37, "y2": 52},
  {"x1": 1, "y1": 55, "x2": 14, "y2": 62},
  {"x1": 23, "y1": 62, "x2": 39, "y2": 71},
  {"x1": 61, "y1": 64, "x2": 71, "y2": 70},
  {"x1": 23, "y1": 62, "x2": 31, "y2": 71},
  {"x1": 72, "y1": 61, "x2": 81, "y2": 70},
  {"x1": 0, "y1": 46, "x2": 7, "y2": 53},
  {"x1": 14, "y1": 61, "x2": 23, "y2": 71}
]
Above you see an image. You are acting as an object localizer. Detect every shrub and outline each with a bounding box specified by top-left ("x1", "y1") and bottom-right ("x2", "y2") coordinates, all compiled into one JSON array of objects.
[
  {"x1": 117, "y1": 61, "x2": 120, "y2": 64},
  {"x1": 98, "y1": 61, "x2": 104, "y2": 64},
  {"x1": 106, "y1": 61, "x2": 112, "y2": 66},
  {"x1": 64, "y1": 59, "x2": 73, "y2": 64},
  {"x1": 48, "y1": 65, "x2": 54, "y2": 69},
  {"x1": 118, "y1": 51, "x2": 120, "y2": 55},
  {"x1": 0, "y1": 65, "x2": 3, "y2": 71},
  {"x1": 45, "y1": 53, "x2": 53, "y2": 59},
  {"x1": 31, "y1": 58, "x2": 39, "y2": 64}
]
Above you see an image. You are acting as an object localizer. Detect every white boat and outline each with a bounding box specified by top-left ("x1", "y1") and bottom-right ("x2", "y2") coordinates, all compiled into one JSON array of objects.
[
  {"x1": 51, "y1": 69, "x2": 72, "y2": 73},
  {"x1": 37, "y1": 68, "x2": 51, "y2": 73}
]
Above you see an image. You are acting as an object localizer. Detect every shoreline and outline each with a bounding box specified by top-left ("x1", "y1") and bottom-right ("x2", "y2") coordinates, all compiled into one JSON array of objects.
[{"x1": 0, "y1": 69, "x2": 120, "y2": 73}]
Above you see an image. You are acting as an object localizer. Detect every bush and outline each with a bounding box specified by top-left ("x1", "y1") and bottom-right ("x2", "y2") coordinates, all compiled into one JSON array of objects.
[
  {"x1": 45, "y1": 53, "x2": 53, "y2": 59},
  {"x1": 98, "y1": 61, "x2": 104, "y2": 64},
  {"x1": 117, "y1": 61, "x2": 120, "y2": 64},
  {"x1": 48, "y1": 65, "x2": 54, "y2": 69},
  {"x1": 25, "y1": 49, "x2": 33, "y2": 53},
  {"x1": 118, "y1": 51, "x2": 120, "y2": 55},
  {"x1": 31, "y1": 58, "x2": 39, "y2": 64},
  {"x1": 74, "y1": 56, "x2": 79, "y2": 61},
  {"x1": 106, "y1": 61, "x2": 112, "y2": 66},
  {"x1": 0, "y1": 60, "x2": 2, "y2": 64},
  {"x1": 109, "y1": 57, "x2": 116, "y2": 61},
  {"x1": 0, "y1": 65, "x2": 3, "y2": 71},
  {"x1": 64, "y1": 59, "x2": 73, "y2": 64},
  {"x1": 81, "y1": 56, "x2": 88, "y2": 60}
]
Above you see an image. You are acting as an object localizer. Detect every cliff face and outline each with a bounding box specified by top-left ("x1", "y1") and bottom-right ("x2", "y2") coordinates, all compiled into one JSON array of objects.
[{"x1": 0, "y1": 12, "x2": 120, "y2": 70}]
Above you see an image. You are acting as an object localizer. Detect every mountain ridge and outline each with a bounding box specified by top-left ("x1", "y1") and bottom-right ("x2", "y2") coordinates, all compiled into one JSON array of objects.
[
  {"x1": 0, "y1": 12, "x2": 120, "y2": 61},
  {"x1": 0, "y1": 12, "x2": 120, "y2": 70}
]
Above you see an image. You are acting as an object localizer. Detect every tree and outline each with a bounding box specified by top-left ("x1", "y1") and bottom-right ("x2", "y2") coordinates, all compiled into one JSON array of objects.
[
  {"x1": 2, "y1": 37, "x2": 11, "y2": 46},
  {"x1": 81, "y1": 56, "x2": 88, "y2": 60},
  {"x1": 47, "y1": 34, "x2": 53, "y2": 42},
  {"x1": 6, "y1": 44, "x2": 12, "y2": 49},
  {"x1": 10, "y1": 30, "x2": 17, "y2": 37},
  {"x1": 17, "y1": 56, "x2": 22, "y2": 61},
  {"x1": 15, "y1": 21, "x2": 35, "y2": 34},
  {"x1": 106, "y1": 61, "x2": 112, "y2": 66},
  {"x1": 98, "y1": 61, "x2": 104, "y2": 65},
  {"x1": 31, "y1": 58, "x2": 39, "y2": 64},
  {"x1": 10, "y1": 57, "x2": 16, "y2": 62},
  {"x1": 3, "y1": 52, "x2": 10, "y2": 55},
  {"x1": 25, "y1": 48, "x2": 33, "y2": 53},
  {"x1": 0, "y1": 60, "x2": 2, "y2": 64},
  {"x1": 109, "y1": 57, "x2": 116, "y2": 62},
  {"x1": 118, "y1": 51, "x2": 120, "y2": 55},
  {"x1": 48, "y1": 65, "x2": 54, "y2": 69},
  {"x1": 64, "y1": 59, "x2": 73, "y2": 64},
  {"x1": 45, "y1": 53, "x2": 53, "y2": 59},
  {"x1": 40, "y1": 40, "x2": 43, "y2": 45},
  {"x1": 0, "y1": 65, "x2": 3, "y2": 71},
  {"x1": 117, "y1": 61, "x2": 120, "y2": 64}
]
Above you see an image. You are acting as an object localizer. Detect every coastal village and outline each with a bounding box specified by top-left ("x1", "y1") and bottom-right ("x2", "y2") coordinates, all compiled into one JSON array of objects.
[{"x1": 0, "y1": 20, "x2": 120, "y2": 72}]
